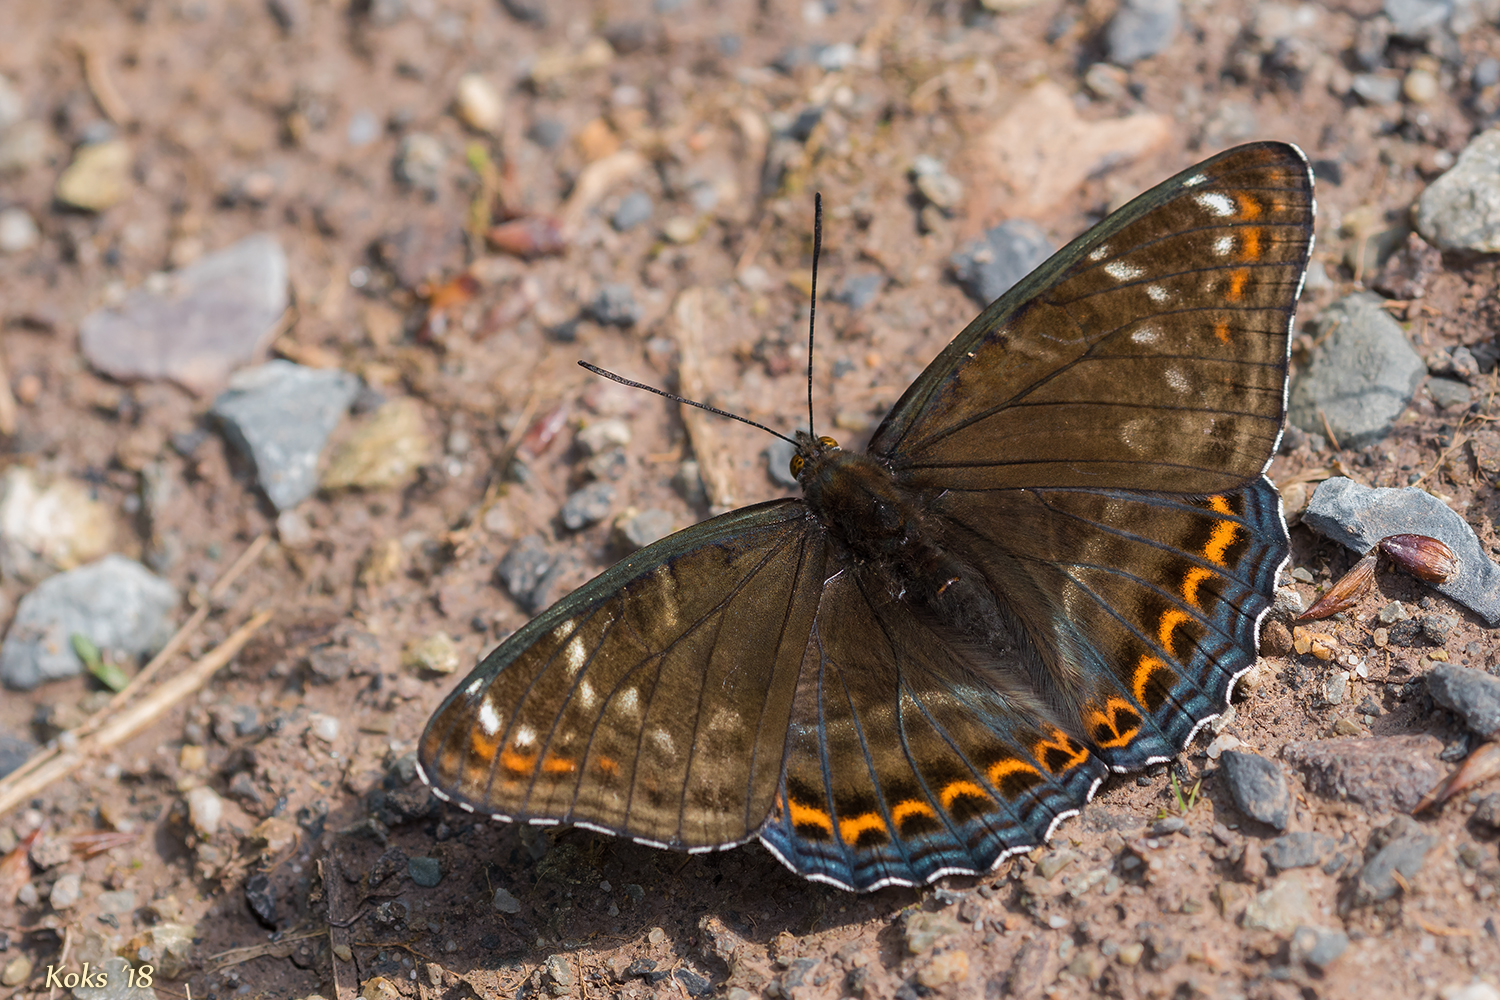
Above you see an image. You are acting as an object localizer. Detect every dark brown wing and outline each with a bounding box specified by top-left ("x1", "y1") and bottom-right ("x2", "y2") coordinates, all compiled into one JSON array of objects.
[
  {"x1": 419, "y1": 500, "x2": 827, "y2": 850},
  {"x1": 869, "y1": 141, "x2": 1314, "y2": 495},
  {"x1": 758, "y1": 565, "x2": 1109, "y2": 891}
]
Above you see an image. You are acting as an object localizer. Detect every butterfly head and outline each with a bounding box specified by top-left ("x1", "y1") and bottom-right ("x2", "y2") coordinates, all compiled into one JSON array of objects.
[{"x1": 789, "y1": 430, "x2": 840, "y2": 482}]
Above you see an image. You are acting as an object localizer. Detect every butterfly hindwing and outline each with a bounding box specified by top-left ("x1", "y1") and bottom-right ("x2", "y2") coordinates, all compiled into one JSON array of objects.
[
  {"x1": 419, "y1": 500, "x2": 827, "y2": 850},
  {"x1": 870, "y1": 141, "x2": 1314, "y2": 495},
  {"x1": 758, "y1": 567, "x2": 1107, "y2": 891},
  {"x1": 928, "y1": 477, "x2": 1288, "y2": 772}
]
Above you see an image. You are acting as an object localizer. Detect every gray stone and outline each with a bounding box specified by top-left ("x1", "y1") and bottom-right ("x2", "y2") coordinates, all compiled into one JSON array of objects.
[
  {"x1": 1426, "y1": 663, "x2": 1500, "y2": 737},
  {"x1": 96, "y1": 889, "x2": 137, "y2": 914},
  {"x1": 1427, "y1": 376, "x2": 1473, "y2": 410},
  {"x1": 1473, "y1": 792, "x2": 1500, "y2": 832},
  {"x1": 211, "y1": 360, "x2": 359, "y2": 510},
  {"x1": 1352, "y1": 815, "x2": 1435, "y2": 905},
  {"x1": 1283, "y1": 735, "x2": 1444, "y2": 814},
  {"x1": 1288, "y1": 294, "x2": 1425, "y2": 449},
  {"x1": 1384, "y1": 0, "x2": 1453, "y2": 37},
  {"x1": 615, "y1": 509, "x2": 674, "y2": 552},
  {"x1": 833, "y1": 272, "x2": 885, "y2": 310},
  {"x1": 491, "y1": 887, "x2": 521, "y2": 913},
  {"x1": 587, "y1": 283, "x2": 640, "y2": 327},
  {"x1": 950, "y1": 220, "x2": 1054, "y2": 307},
  {"x1": 1417, "y1": 127, "x2": 1500, "y2": 253},
  {"x1": 80, "y1": 234, "x2": 289, "y2": 395},
  {"x1": 0, "y1": 206, "x2": 39, "y2": 253},
  {"x1": 1302, "y1": 477, "x2": 1500, "y2": 624},
  {"x1": 0, "y1": 731, "x2": 35, "y2": 778},
  {"x1": 1264, "y1": 831, "x2": 1337, "y2": 871},
  {"x1": 611, "y1": 191, "x2": 653, "y2": 231},
  {"x1": 395, "y1": 133, "x2": 445, "y2": 194},
  {"x1": 1243, "y1": 870, "x2": 1315, "y2": 934},
  {"x1": 1219, "y1": 750, "x2": 1291, "y2": 831},
  {"x1": 0, "y1": 555, "x2": 178, "y2": 690},
  {"x1": 1105, "y1": 0, "x2": 1180, "y2": 65},
  {"x1": 560, "y1": 482, "x2": 615, "y2": 530},
  {"x1": 1290, "y1": 925, "x2": 1349, "y2": 971},
  {"x1": 496, "y1": 534, "x2": 554, "y2": 612},
  {"x1": 49, "y1": 872, "x2": 82, "y2": 909},
  {"x1": 1351, "y1": 73, "x2": 1403, "y2": 104},
  {"x1": 407, "y1": 856, "x2": 442, "y2": 887}
]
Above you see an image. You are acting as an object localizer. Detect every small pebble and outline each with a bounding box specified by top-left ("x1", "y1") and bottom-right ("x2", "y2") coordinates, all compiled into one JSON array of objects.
[
  {"x1": 49, "y1": 871, "x2": 82, "y2": 910},
  {"x1": 560, "y1": 482, "x2": 615, "y2": 530},
  {"x1": 0, "y1": 206, "x2": 39, "y2": 253},
  {"x1": 403, "y1": 632, "x2": 461, "y2": 674},
  {"x1": 408, "y1": 856, "x2": 442, "y2": 887},
  {"x1": 611, "y1": 191, "x2": 653, "y2": 231},
  {"x1": 54, "y1": 139, "x2": 132, "y2": 211},
  {"x1": 309, "y1": 714, "x2": 341, "y2": 742},
  {"x1": 187, "y1": 786, "x2": 224, "y2": 838},
  {"x1": 1403, "y1": 67, "x2": 1439, "y2": 104},
  {"x1": 454, "y1": 73, "x2": 504, "y2": 133},
  {"x1": 614, "y1": 509, "x2": 674, "y2": 551},
  {"x1": 396, "y1": 133, "x2": 445, "y2": 194},
  {"x1": 576, "y1": 418, "x2": 632, "y2": 456},
  {"x1": 587, "y1": 283, "x2": 640, "y2": 326},
  {"x1": 492, "y1": 887, "x2": 522, "y2": 913}
]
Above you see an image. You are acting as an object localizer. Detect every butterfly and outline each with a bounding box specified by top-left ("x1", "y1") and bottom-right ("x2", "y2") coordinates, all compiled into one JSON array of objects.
[{"x1": 419, "y1": 142, "x2": 1316, "y2": 891}]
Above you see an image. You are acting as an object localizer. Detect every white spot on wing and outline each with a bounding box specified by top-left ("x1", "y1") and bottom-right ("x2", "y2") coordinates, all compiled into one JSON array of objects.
[
  {"x1": 514, "y1": 724, "x2": 536, "y2": 747},
  {"x1": 1131, "y1": 325, "x2": 1161, "y2": 345},
  {"x1": 1103, "y1": 260, "x2": 1144, "y2": 281},
  {"x1": 565, "y1": 634, "x2": 587, "y2": 675},
  {"x1": 577, "y1": 679, "x2": 596, "y2": 708},
  {"x1": 1146, "y1": 284, "x2": 1170, "y2": 303},
  {"x1": 1164, "y1": 368, "x2": 1191, "y2": 393},
  {"x1": 618, "y1": 688, "x2": 640, "y2": 715},
  {"x1": 1088, "y1": 244, "x2": 1111, "y2": 262},
  {"x1": 652, "y1": 729, "x2": 675, "y2": 754},
  {"x1": 1195, "y1": 191, "x2": 1235, "y2": 217},
  {"x1": 465, "y1": 677, "x2": 485, "y2": 697},
  {"x1": 551, "y1": 619, "x2": 576, "y2": 642},
  {"x1": 1182, "y1": 173, "x2": 1207, "y2": 187},
  {"x1": 1212, "y1": 233, "x2": 1234, "y2": 256},
  {"x1": 479, "y1": 700, "x2": 501, "y2": 735}
]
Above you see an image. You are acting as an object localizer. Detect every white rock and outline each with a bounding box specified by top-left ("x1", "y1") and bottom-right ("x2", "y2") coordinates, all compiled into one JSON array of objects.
[
  {"x1": 454, "y1": 73, "x2": 504, "y2": 133},
  {"x1": 187, "y1": 786, "x2": 224, "y2": 838}
]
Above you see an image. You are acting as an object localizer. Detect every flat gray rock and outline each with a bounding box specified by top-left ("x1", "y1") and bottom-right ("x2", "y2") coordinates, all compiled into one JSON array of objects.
[
  {"x1": 1219, "y1": 750, "x2": 1291, "y2": 831},
  {"x1": 1303, "y1": 477, "x2": 1500, "y2": 625},
  {"x1": 950, "y1": 220, "x2": 1054, "y2": 308},
  {"x1": 1106, "y1": 0, "x2": 1180, "y2": 65},
  {"x1": 0, "y1": 554, "x2": 178, "y2": 690},
  {"x1": 1416, "y1": 127, "x2": 1500, "y2": 253},
  {"x1": 211, "y1": 360, "x2": 360, "y2": 511},
  {"x1": 1351, "y1": 816, "x2": 1435, "y2": 906},
  {"x1": 1288, "y1": 294, "x2": 1426, "y2": 449},
  {"x1": 80, "y1": 234, "x2": 288, "y2": 395},
  {"x1": 1426, "y1": 663, "x2": 1500, "y2": 737},
  {"x1": 1282, "y1": 735, "x2": 1444, "y2": 815}
]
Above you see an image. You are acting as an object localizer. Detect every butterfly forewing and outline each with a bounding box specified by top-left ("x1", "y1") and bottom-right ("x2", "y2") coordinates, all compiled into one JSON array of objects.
[
  {"x1": 870, "y1": 142, "x2": 1313, "y2": 494},
  {"x1": 419, "y1": 500, "x2": 826, "y2": 849}
]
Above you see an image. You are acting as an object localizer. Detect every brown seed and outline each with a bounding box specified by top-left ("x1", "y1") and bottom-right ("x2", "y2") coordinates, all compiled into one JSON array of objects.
[
  {"x1": 1379, "y1": 533, "x2": 1458, "y2": 583},
  {"x1": 486, "y1": 215, "x2": 567, "y2": 259},
  {"x1": 1297, "y1": 552, "x2": 1376, "y2": 621}
]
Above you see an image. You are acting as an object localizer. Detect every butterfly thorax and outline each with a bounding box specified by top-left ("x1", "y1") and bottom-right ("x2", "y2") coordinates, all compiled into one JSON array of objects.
[{"x1": 793, "y1": 435, "x2": 941, "y2": 577}]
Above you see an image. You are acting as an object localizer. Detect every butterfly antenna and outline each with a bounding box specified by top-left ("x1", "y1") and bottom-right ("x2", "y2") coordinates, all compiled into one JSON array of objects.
[
  {"x1": 806, "y1": 192, "x2": 822, "y2": 441},
  {"x1": 578, "y1": 362, "x2": 798, "y2": 446}
]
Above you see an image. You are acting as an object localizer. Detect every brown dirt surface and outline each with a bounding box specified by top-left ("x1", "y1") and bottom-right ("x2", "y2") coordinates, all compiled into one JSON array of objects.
[{"x1": 3, "y1": 1, "x2": 1500, "y2": 999}]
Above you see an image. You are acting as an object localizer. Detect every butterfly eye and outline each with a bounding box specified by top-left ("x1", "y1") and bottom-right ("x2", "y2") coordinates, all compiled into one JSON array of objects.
[
  {"x1": 789, "y1": 454, "x2": 805, "y2": 478},
  {"x1": 819, "y1": 436, "x2": 839, "y2": 449}
]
